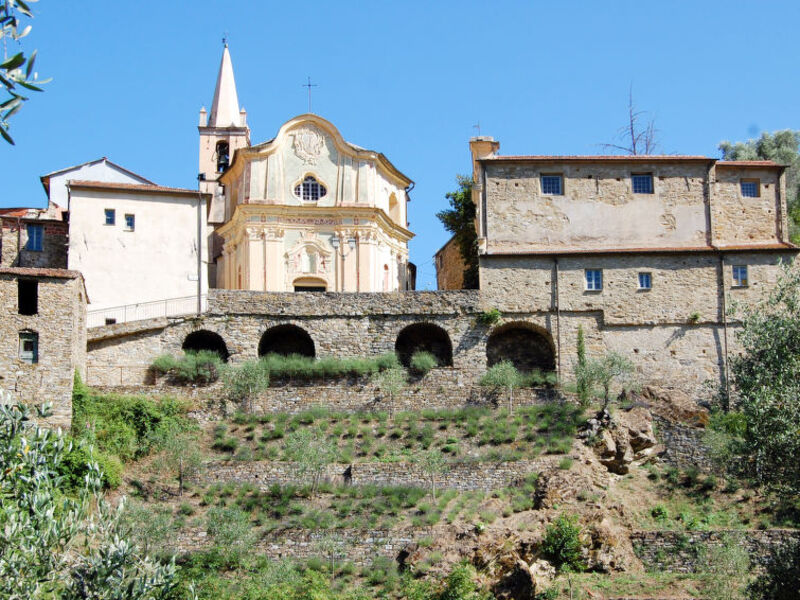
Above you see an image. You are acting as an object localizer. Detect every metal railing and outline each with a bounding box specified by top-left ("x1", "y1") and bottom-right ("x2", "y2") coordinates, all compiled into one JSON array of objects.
[{"x1": 87, "y1": 294, "x2": 207, "y2": 328}]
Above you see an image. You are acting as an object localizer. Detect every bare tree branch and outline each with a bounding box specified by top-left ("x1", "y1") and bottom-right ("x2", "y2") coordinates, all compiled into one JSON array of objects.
[{"x1": 600, "y1": 86, "x2": 659, "y2": 155}]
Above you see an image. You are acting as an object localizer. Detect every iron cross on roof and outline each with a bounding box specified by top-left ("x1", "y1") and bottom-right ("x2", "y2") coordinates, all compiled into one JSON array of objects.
[{"x1": 302, "y1": 76, "x2": 318, "y2": 113}]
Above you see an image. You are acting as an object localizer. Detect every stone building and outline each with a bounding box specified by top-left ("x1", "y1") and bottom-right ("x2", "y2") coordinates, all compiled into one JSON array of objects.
[
  {"x1": 198, "y1": 45, "x2": 415, "y2": 293},
  {"x1": 0, "y1": 267, "x2": 87, "y2": 428},
  {"x1": 435, "y1": 236, "x2": 468, "y2": 290},
  {"x1": 460, "y1": 136, "x2": 797, "y2": 391},
  {"x1": 0, "y1": 205, "x2": 68, "y2": 269}
]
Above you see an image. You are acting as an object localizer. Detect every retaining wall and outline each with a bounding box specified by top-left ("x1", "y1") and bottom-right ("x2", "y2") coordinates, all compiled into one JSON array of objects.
[
  {"x1": 631, "y1": 529, "x2": 800, "y2": 572},
  {"x1": 198, "y1": 458, "x2": 554, "y2": 492}
]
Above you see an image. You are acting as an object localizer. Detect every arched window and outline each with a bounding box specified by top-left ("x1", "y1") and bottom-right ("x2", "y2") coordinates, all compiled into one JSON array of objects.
[
  {"x1": 182, "y1": 330, "x2": 230, "y2": 362},
  {"x1": 383, "y1": 264, "x2": 390, "y2": 292},
  {"x1": 486, "y1": 323, "x2": 556, "y2": 373},
  {"x1": 294, "y1": 175, "x2": 327, "y2": 202},
  {"x1": 259, "y1": 324, "x2": 316, "y2": 357},
  {"x1": 216, "y1": 141, "x2": 230, "y2": 173}
]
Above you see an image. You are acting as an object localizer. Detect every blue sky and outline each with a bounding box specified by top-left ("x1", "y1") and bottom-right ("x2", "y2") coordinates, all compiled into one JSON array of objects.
[{"x1": 2, "y1": 1, "x2": 799, "y2": 290}]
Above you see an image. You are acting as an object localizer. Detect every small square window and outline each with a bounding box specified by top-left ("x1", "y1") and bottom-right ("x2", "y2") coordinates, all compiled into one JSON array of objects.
[
  {"x1": 638, "y1": 272, "x2": 652, "y2": 290},
  {"x1": 104, "y1": 209, "x2": 115, "y2": 225},
  {"x1": 19, "y1": 332, "x2": 38, "y2": 364},
  {"x1": 585, "y1": 269, "x2": 603, "y2": 291},
  {"x1": 541, "y1": 174, "x2": 563, "y2": 195},
  {"x1": 732, "y1": 265, "x2": 748, "y2": 287},
  {"x1": 740, "y1": 179, "x2": 760, "y2": 198},
  {"x1": 25, "y1": 224, "x2": 43, "y2": 251},
  {"x1": 632, "y1": 173, "x2": 654, "y2": 194},
  {"x1": 124, "y1": 214, "x2": 135, "y2": 231},
  {"x1": 105, "y1": 318, "x2": 117, "y2": 326},
  {"x1": 18, "y1": 279, "x2": 38, "y2": 315}
]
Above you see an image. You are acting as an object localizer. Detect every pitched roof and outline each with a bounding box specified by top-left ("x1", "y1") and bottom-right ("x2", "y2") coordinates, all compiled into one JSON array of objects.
[
  {"x1": 716, "y1": 160, "x2": 784, "y2": 168},
  {"x1": 208, "y1": 45, "x2": 243, "y2": 128},
  {"x1": 40, "y1": 157, "x2": 155, "y2": 195},
  {"x1": 485, "y1": 242, "x2": 797, "y2": 257},
  {"x1": 482, "y1": 155, "x2": 713, "y2": 162},
  {"x1": 68, "y1": 180, "x2": 211, "y2": 197}
]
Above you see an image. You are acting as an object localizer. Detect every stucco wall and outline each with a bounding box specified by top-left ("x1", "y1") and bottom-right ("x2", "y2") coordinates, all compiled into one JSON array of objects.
[{"x1": 67, "y1": 188, "x2": 208, "y2": 311}]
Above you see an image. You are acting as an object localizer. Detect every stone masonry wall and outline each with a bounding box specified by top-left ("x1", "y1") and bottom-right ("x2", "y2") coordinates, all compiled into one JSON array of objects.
[
  {"x1": 90, "y1": 370, "x2": 558, "y2": 418},
  {"x1": 0, "y1": 218, "x2": 68, "y2": 269},
  {"x1": 436, "y1": 235, "x2": 467, "y2": 290},
  {"x1": 0, "y1": 271, "x2": 85, "y2": 427},
  {"x1": 172, "y1": 527, "x2": 420, "y2": 566},
  {"x1": 653, "y1": 416, "x2": 711, "y2": 471},
  {"x1": 631, "y1": 529, "x2": 800, "y2": 573},
  {"x1": 198, "y1": 458, "x2": 551, "y2": 492}
]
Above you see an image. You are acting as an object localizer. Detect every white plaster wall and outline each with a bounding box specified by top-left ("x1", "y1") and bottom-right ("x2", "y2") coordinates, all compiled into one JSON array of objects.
[
  {"x1": 67, "y1": 189, "x2": 207, "y2": 310},
  {"x1": 48, "y1": 162, "x2": 149, "y2": 207}
]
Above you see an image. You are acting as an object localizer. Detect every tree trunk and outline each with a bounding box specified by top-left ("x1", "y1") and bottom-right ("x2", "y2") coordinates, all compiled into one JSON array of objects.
[{"x1": 178, "y1": 457, "x2": 184, "y2": 497}]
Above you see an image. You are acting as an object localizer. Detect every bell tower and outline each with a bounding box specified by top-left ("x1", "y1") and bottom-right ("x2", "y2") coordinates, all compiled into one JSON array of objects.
[{"x1": 198, "y1": 42, "x2": 250, "y2": 223}]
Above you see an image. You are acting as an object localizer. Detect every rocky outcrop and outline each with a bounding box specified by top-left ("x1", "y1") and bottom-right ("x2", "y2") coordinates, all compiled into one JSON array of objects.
[{"x1": 581, "y1": 406, "x2": 658, "y2": 474}]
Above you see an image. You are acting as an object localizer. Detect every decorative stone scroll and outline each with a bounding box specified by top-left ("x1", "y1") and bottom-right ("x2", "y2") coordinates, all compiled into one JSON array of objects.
[{"x1": 291, "y1": 126, "x2": 325, "y2": 165}]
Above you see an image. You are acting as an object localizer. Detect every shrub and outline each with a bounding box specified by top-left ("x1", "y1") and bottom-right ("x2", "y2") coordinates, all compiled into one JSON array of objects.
[
  {"x1": 409, "y1": 351, "x2": 439, "y2": 375},
  {"x1": 476, "y1": 308, "x2": 502, "y2": 326},
  {"x1": 542, "y1": 513, "x2": 586, "y2": 573},
  {"x1": 71, "y1": 373, "x2": 190, "y2": 463},
  {"x1": 150, "y1": 350, "x2": 223, "y2": 385},
  {"x1": 748, "y1": 538, "x2": 800, "y2": 599},
  {"x1": 59, "y1": 443, "x2": 122, "y2": 490}
]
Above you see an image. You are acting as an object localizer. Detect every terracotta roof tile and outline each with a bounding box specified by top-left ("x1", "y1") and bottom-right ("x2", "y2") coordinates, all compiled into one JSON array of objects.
[
  {"x1": 0, "y1": 267, "x2": 84, "y2": 279},
  {"x1": 716, "y1": 160, "x2": 784, "y2": 168},
  {"x1": 68, "y1": 180, "x2": 210, "y2": 196},
  {"x1": 482, "y1": 155, "x2": 713, "y2": 162},
  {"x1": 485, "y1": 242, "x2": 797, "y2": 257}
]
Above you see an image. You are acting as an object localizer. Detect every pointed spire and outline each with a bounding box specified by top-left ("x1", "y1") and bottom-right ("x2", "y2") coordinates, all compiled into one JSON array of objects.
[{"x1": 209, "y1": 44, "x2": 242, "y2": 128}]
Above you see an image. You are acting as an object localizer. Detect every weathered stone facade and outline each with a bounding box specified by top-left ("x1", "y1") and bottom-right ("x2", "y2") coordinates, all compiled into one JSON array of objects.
[
  {"x1": 0, "y1": 212, "x2": 68, "y2": 269},
  {"x1": 435, "y1": 235, "x2": 468, "y2": 290},
  {"x1": 0, "y1": 268, "x2": 86, "y2": 427}
]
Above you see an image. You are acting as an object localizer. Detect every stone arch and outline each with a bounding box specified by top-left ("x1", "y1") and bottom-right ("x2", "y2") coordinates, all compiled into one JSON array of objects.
[
  {"x1": 486, "y1": 322, "x2": 556, "y2": 372},
  {"x1": 395, "y1": 322, "x2": 453, "y2": 367},
  {"x1": 182, "y1": 329, "x2": 230, "y2": 362},
  {"x1": 258, "y1": 324, "x2": 316, "y2": 358},
  {"x1": 293, "y1": 276, "x2": 327, "y2": 292}
]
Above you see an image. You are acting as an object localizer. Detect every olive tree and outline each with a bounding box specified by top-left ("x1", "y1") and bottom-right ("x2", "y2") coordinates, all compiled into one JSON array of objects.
[
  {"x1": 283, "y1": 428, "x2": 337, "y2": 496},
  {"x1": 1, "y1": 0, "x2": 48, "y2": 144},
  {"x1": 480, "y1": 360, "x2": 522, "y2": 414},
  {"x1": 372, "y1": 365, "x2": 406, "y2": 417},
  {"x1": 0, "y1": 397, "x2": 187, "y2": 599},
  {"x1": 724, "y1": 263, "x2": 800, "y2": 495}
]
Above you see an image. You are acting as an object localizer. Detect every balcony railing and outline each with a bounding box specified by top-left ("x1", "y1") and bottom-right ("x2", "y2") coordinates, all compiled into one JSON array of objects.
[{"x1": 87, "y1": 295, "x2": 207, "y2": 328}]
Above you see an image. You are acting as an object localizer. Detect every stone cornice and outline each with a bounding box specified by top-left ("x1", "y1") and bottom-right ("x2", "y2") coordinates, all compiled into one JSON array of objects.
[{"x1": 216, "y1": 204, "x2": 414, "y2": 243}]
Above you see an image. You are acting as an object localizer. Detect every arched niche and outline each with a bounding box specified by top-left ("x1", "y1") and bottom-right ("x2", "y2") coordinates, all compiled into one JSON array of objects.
[
  {"x1": 182, "y1": 330, "x2": 230, "y2": 362},
  {"x1": 395, "y1": 322, "x2": 453, "y2": 367},
  {"x1": 486, "y1": 322, "x2": 556, "y2": 372},
  {"x1": 258, "y1": 324, "x2": 316, "y2": 358}
]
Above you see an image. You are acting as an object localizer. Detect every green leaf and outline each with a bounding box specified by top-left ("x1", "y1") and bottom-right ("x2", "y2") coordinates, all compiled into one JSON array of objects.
[
  {"x1": 25, "y1": 49, "x2": 36, "y2": 77},
  {"x1": 0, "y1": 52, "x2": 25, "y2": 70},
  {"x1": 0, "y1": 125, "x2": 15, "y2": 145}
]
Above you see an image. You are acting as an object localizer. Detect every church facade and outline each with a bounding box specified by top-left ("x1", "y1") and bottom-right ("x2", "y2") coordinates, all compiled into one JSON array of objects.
[{"x1": 198, "y1": 47, "x2": 414, "y2": 293}]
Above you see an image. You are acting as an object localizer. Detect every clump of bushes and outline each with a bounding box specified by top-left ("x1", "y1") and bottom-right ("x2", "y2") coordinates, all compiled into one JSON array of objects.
[
  {"x1": 410, "y1": 351, "x2": 439, "y2": 375},
  {"x1": 71, "y1": 372, "x2": 192, "y2": 474},
  {"x1": 262, "y1": 352, "x2": 399, "y2": 381},
  {"x1": 151, "y1": 350, "x2": 224, "y2": 385},
  {"x1": 542, "y1": 513, "x2": 586, "y2": 572}
]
